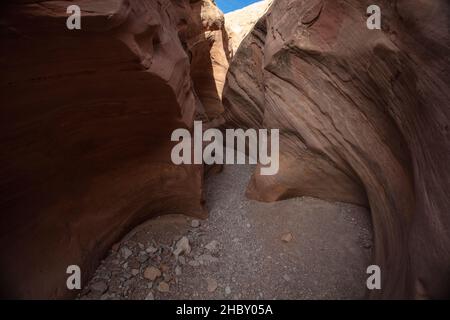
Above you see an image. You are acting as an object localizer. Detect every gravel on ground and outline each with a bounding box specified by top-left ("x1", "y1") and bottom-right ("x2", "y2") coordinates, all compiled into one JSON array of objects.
[{"x1": 80, "y1": 164, "x2": 373, "y2": 300}]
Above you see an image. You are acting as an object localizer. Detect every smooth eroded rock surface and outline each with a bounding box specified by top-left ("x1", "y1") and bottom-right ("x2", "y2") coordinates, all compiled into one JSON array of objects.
[
  {"x1": 187, "y1": 0, "x2": 231, "y2": 118},
  {"x1": 0, "y1": 0, "x2": 229, "y2": 298},
  {"x1": 225, "y1": 0, "x2": 273, "y2": 54},
  {"x1": 220, "y1": 0, "x2": 450, "y2": 299}
]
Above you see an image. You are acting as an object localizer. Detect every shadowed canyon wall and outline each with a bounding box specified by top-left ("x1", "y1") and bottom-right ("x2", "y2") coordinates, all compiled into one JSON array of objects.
[
  {"x1": 0, "y1": 0, "x2": 228, "y2": 298},
  {"x1": 1, "y1": 0, "x2": 449, "y2": 300},
  {"x1": 220, "y1": 0, "x2": 450, "y2": 298}
]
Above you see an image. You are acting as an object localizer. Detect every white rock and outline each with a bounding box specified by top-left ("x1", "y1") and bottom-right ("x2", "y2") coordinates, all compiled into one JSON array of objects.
[
  {"x1": 188, "y1": 260, "x2": 200, "y2": 267},
  {"x1": 138, "y1": 254, "x2": 148, "y2": 263},
  {"x1": 225, "y1": 286, "x2": 231, "y2": 295},
  {"x1": 120, "y1": 247, "x2": 132, "y2": 260},
  {"x1": 173, "y1": 236, "x2": 191, "y2": 256},
  {"x1": 145, "y1": 292, "x2": 154, "y2": 300},
  {"x1": 146, "y1": 246, "x2": 158, "y2": 254},
  {"x1": 175, "y1": 266, "x2": 182, "y2": 276},
  {"x1": 131, "y1": 269, "x2": 139, "y2": 276},
  {"x1": 191, "y1": 219, "x2": 200, "y2": 228},
  {"x1": 205, "y1": 240, "x2": 220, "y2": 253},
  {"x1": 197, "y1": 254, "x2": 219, "y2": 265}
]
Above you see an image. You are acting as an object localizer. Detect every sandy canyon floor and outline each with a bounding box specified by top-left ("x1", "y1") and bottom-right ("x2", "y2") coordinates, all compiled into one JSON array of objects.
[{"x1": 80, "y1": 164, "x2": 373, "y2": 300}]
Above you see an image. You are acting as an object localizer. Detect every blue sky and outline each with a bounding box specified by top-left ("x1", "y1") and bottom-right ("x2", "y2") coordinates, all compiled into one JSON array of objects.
[{"x1": 215, "y1": 0, "x2": 261, "y2": 13}]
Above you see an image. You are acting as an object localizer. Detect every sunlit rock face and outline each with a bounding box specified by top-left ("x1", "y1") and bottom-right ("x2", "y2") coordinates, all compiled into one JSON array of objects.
[
  {"x1": 224, "y1": 0, "x2": 273, "y2": 54},
  {"x1": 221, "y1": 0, "x2": 450, "y2": 299},
  {"x1": 0, "y1": 0, "x2": 229, "y2": 298},
  {"x1": 187, "y1": 0, "x2": 231, "y2": 119}
]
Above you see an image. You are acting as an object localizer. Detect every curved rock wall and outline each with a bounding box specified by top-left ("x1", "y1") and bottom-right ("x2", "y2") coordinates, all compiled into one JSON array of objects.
[
  {"x1": 0, "y1": 0, "x2": 227, "y2": 298},
  {"x1": 221, "y1": 0, "x2": 450, "y2": 298},
  {"x1": 187, "y1": 0, "x2": 231, "y2": 119}
]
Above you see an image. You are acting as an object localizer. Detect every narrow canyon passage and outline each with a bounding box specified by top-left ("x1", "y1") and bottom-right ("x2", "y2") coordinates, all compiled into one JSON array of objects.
[
  {"x1": 80, "y1": 164, "x2": 373, "y2": 300},
  {"x1": 1, "y1": 0, "x2": 449, "y2": 300}
]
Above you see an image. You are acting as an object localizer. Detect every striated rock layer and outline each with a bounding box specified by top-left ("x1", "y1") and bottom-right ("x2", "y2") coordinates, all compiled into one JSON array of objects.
[
  {"x1": 0, "y1": 0, "x2": 228, "y2": 298},
  {"x1": 221, "y1": 0, "x2": 450, "y2": 298}
]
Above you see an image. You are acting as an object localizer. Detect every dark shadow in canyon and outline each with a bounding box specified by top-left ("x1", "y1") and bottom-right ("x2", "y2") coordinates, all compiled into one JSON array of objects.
[{"x1": 0, "y1": 0, "x2": 227, "y2": 299}]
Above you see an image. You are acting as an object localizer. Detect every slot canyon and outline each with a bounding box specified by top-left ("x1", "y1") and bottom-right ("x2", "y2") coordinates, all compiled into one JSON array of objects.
[{"x1": 0, "y1": 0, "x2": 449, "y2": 300}]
